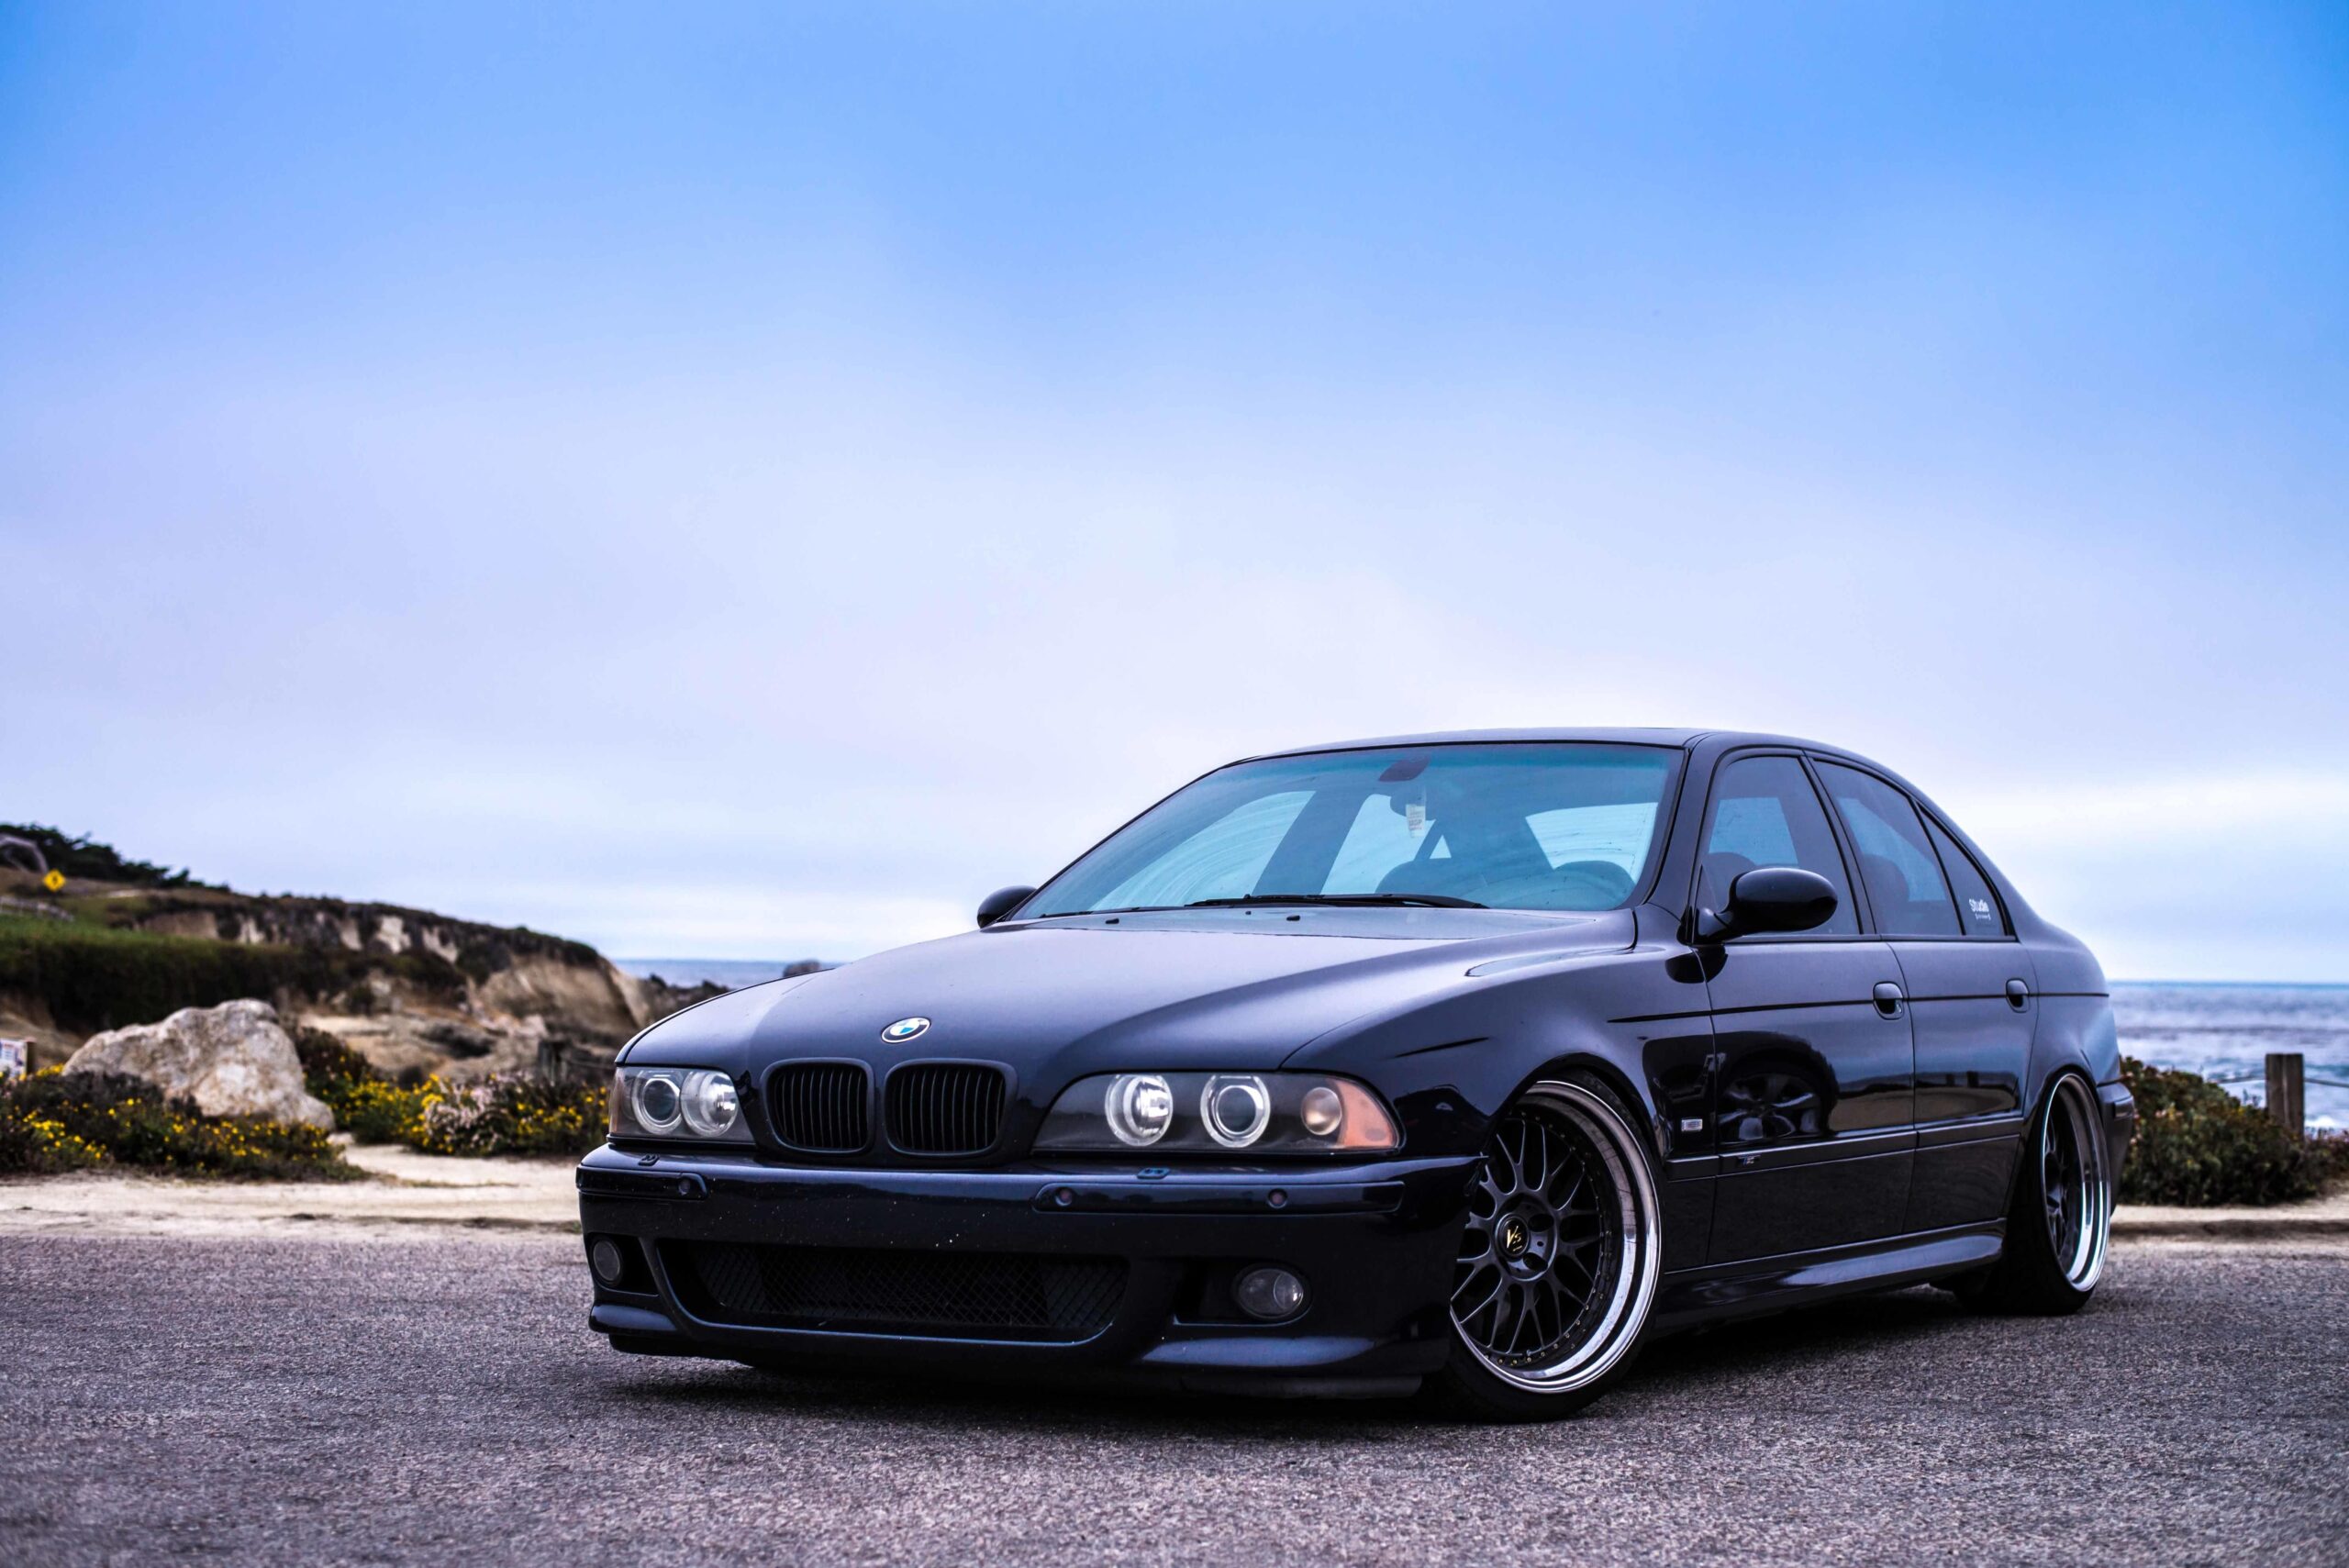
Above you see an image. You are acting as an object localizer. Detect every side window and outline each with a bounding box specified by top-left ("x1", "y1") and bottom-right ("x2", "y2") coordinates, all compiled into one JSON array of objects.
[
  {"x1": 1700, "y1": 756, "x2": 1858, "y2": 936},
  {"x1": 1815, "y1": 763, "x2": 1962, "y2": 937},
  {"x1": 1926, "y1": 817, "x2": 2008, "y2": 936}
]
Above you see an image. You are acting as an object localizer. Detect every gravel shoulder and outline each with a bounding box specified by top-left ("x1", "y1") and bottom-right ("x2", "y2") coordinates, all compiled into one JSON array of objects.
[
  {"x1": 0, "y1": 1140, "x2": 578, "y2": 1240},
  {"x1": 2, "y1": 1234, "x2": 2343, "y2": 1567}
]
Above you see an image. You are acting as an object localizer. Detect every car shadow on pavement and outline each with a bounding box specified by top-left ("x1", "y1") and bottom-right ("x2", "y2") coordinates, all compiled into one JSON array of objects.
[{"x1": 588, "y1": 1284, "x2": 1984, "y2": 1435}]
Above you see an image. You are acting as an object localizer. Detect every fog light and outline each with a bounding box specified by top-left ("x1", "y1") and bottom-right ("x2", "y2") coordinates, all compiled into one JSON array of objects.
[
  {"x1": 1233, "y1": 1265, "x2": 1308, "y2": 1321},
  {"x1": 589, "y1": 1237, "x2": 628, "y2": 1286}
]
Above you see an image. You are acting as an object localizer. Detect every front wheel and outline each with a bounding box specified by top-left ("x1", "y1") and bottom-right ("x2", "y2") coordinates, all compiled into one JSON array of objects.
[
  {"x1": 1432, "y1": 1073, "x2": 1664, "y2": 1420},
  {"x1": 1963, "y1": 1073, "x2": 2111, "y2": 1315}
]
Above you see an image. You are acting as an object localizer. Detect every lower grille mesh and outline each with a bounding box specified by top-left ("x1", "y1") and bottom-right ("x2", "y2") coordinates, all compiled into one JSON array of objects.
[{"x1": 665, "y1": 1242, "x2": 1125, "y2": 1341}]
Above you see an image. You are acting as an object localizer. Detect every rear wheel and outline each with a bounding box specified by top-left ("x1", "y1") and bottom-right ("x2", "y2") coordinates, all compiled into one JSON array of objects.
[
  {"x1": 1962, "y1": 1073, "x2": 2110, "y2": 1315},
  {"x1": 1433, "y1": 1074, "x2": 1663, "y2": 1420}
]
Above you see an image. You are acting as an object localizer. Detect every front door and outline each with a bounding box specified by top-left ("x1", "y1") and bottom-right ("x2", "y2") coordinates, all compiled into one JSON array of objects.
[{"x1": 1697, "y1": 754, "x2": 1917, "y2": 1263}]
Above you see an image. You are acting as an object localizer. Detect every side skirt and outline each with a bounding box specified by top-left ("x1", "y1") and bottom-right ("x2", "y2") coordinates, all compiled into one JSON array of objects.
[{"x1": 1648, "y1": 1223, "x2": 2004, "y2": 1333}]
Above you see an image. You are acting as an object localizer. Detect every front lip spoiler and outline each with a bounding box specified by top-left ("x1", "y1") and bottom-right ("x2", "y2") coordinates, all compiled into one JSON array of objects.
[{"x1": 586, "y1": 1300, "x2": 1428, "y2": 1397}]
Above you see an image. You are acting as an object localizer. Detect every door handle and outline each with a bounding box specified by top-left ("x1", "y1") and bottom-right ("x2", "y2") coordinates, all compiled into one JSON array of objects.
[
  {"x1": 1873, "y1": 982, "x2": 1906, "y2": 1019},
  {"x1": 2006, "y1": 978, "x2": 2030, "y2": 1011}
]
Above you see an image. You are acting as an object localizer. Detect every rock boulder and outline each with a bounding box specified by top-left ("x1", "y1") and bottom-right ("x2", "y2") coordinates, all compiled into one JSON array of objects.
[{"x1": 64, "y1": 999, "x2": 334, "y2": 1129}]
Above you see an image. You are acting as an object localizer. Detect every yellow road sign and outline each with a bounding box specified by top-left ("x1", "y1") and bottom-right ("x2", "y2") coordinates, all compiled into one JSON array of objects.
[{"x1": 41, "y1": 870, "x2": 64, "y2": 892}]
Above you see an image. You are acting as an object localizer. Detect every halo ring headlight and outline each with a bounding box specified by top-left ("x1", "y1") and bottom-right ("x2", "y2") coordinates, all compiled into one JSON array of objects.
[
  {"x1": 1107, "y1": 1073, "x2": 1175, "y2": 1146},
  {"x1": 1201, "y1": 1073, "x2": 1272, "y2": 1149},
  {"x1": 631, "y1": 1072, "x2": 683, "y2": 1134},
  {"x1": 680, "y1": 1070, "x2": 740, "y2": 1137}
]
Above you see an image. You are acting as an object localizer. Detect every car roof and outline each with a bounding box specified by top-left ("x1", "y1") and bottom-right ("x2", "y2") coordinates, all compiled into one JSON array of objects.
[{"x1": 1240, "y1": 728, "x2": 1860, "y2": 762}]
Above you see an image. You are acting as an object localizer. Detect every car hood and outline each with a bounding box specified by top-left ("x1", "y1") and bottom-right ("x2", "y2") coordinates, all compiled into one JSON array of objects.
[{"x1": 624, "y1": 906, "x2": 1633, "y2": 1091}]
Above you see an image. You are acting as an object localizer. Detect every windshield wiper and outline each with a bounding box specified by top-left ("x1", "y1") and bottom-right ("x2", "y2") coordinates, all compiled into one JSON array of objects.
[{"x1": 1184, "y1": 893, "x2": 1487, "y2": 910}]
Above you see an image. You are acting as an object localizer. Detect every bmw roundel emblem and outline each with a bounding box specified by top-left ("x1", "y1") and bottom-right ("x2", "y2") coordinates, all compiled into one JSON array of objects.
[{"x1": 882, "y1": 1017, "x2": 931, "y2": 1043}]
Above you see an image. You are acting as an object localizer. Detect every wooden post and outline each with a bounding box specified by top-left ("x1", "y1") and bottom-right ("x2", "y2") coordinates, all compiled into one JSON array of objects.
[{"x1": 2266, "y1": 1052, "x2": 2305, "y2": 1142}]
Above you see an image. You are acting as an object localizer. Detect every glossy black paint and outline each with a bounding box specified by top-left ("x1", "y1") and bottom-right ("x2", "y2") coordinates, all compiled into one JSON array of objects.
[
  {"x1": 1693, "y1": 865, "x2": 1841, "y2": 942},
  {"x1": 582, "y1": 728, "x2": 2131, "y2": 1394}
]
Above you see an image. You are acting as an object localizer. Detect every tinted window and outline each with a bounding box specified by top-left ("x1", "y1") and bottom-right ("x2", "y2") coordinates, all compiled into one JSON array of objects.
[
  {"x1": 1927, "y1": 817, "x2": 2008, "y2": 936},
  {"x1": 1700, "y1": 756, "x2": 1858, "y2": 936},
  {"x1": 1030, "y1": 743, "x2": 1675, "y2": 916},
  {"x1": 1815, "y1": 763, "x2": 1962, "y2": 937}
]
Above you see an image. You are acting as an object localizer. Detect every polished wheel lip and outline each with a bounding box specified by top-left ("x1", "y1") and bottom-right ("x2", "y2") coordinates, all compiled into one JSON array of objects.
[
  {"x1": 2043, "y1": 1073, "x2": 2110, "y2": 1291},
  {"x1": 1450, "y1": 1080, "x2": 1661, "y2": 1396}
]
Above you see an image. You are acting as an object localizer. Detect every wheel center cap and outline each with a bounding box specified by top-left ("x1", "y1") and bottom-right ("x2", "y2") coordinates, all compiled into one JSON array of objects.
[{"x1": 1499, "y1": 1216, "x2": 1531, "y2": 1259}]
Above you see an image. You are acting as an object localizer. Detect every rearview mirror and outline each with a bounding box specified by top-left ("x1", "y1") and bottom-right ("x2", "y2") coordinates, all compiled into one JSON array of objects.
[
  {"x1": 1695, "y1": 866, "x2": 1838, "y2": 943},
  {"x1": 975, "y1": 884, "x2": 1036, "y2": 929}
]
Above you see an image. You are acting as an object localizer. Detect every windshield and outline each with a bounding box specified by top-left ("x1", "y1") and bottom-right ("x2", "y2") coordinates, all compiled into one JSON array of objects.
[{"x1": 1028, "y1": 743, "x2": 1677, "y2": 917}]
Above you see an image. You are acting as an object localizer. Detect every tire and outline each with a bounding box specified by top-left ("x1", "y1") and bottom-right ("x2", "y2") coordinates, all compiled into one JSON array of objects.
[
  {"x1": 1963, "y1": 1073, "x2": 2111, "y2": 1316},
  {"x1": 1431, "y1": 1073, "x2": 1664, "y2": 1421}
]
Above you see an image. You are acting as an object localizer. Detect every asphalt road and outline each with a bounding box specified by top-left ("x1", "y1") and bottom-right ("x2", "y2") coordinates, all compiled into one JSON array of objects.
[{"x1": 4, "y1": 1234, "x2": 2343, "y2": 1568}]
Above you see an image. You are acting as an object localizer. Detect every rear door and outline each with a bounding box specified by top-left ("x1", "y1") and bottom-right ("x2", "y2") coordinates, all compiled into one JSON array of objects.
[
  {"x1": 1698, "y1": 753, "x2": 1917, "y2": 1263},
  {"x1": 1812, "y1": 762, "x2": 2032, "y2": 1232}
]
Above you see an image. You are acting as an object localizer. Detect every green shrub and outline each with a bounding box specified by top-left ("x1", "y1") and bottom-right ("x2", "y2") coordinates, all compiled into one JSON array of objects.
[
  {"x1": 293, "y1": 1027, "x2": 427, "y2": 1143},
  {"x1": 340, "y1": 1080, "x2": 429, "y2": 1143},
  {"x1": 0, "y1": 915, "x2": 467, "y2": 1035},
  {"x1": 0, "y1": 1092, "x2": 107, "y2": 1173},
  {"x1": 411, "y1": 1073, "x2": 607, "y2": 1157},
  {"x1": 2119, "y1": 1055, "x2": 2338, "y2": 1207},
  {"x1": 289, "y1": 1028, "x2": 604, "y2": 1156},
  {"x1": 0, "y1": 1068, "x2": 355, "y2": 1181},
  {"x1": 291, "y1": 1026, "x2": 378, "y2": 1089}
]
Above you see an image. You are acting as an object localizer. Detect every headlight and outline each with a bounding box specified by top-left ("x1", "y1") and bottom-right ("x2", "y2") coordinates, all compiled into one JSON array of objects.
[
  {"x1": 681, "y1": 1072, "x2": 740, "y2": 1137},
  {"x1": 1106, "y1": 1073, "x2": 1174, "y2": 1146},
  {"x1": 1034, "y1": 1073, "x2": 1400, "y2": 1154},
  {"x1": 609, "y1": 1066, "x2": 751, "y2": 1143},
  {"x1": 1201, "y1": 1073, "x2": 1271, "y2": 1148}
]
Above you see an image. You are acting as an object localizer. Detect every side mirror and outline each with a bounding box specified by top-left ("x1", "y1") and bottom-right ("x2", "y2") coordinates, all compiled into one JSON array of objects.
[
  {"x1": 975, "y1": 884, "x2": 1036, "y2": 929},
  {"x1": 1695, "y1": 866, "x2": 1838, "y2": 943}
]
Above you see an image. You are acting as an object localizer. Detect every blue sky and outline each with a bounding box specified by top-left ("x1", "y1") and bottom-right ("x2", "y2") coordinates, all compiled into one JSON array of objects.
[{"x1": 5, "y1": 3, "x2": 2345, "y2": 979}]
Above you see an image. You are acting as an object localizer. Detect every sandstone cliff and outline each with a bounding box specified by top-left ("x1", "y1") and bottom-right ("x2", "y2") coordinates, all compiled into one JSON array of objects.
[{"x1": 0, "y1": 861, "x2": 722, "y2": 1081}]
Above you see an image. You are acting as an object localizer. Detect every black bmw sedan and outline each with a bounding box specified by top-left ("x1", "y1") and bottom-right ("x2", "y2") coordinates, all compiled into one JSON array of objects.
[{"x1": 578, "y1": 730, "x2": 2133, "y2": 1419}]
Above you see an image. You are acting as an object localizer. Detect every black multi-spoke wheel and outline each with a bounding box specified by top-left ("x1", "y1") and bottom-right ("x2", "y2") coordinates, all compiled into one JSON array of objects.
[
  {"x1": 1453, "y1": 1102, "x2": 1620, "y2": 1367},
  {"x1": 1436, "y1": 1074, "x2": 1661, "y2": 1419},
  {"x1": 1959, "y1": 1072, "x2": 2110, "y2": 1315}
]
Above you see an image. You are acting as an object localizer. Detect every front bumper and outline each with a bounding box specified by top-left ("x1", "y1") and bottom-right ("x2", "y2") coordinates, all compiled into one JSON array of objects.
[{"x1": 574, "y1": 1143, "x2": 1476, "y2": 1396}]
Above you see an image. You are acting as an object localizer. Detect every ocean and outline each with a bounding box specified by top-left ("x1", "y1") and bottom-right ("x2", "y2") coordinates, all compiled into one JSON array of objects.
[
  {"x1": 620, "y1": 958, "x2": 832, "y2": 992},
  {"x1": 617, "y1": 961, "x2": 2349, "y2": 1129},
  {"x1": 2111, "y1": 982, "x2": 2349, "y2": 1129}
]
